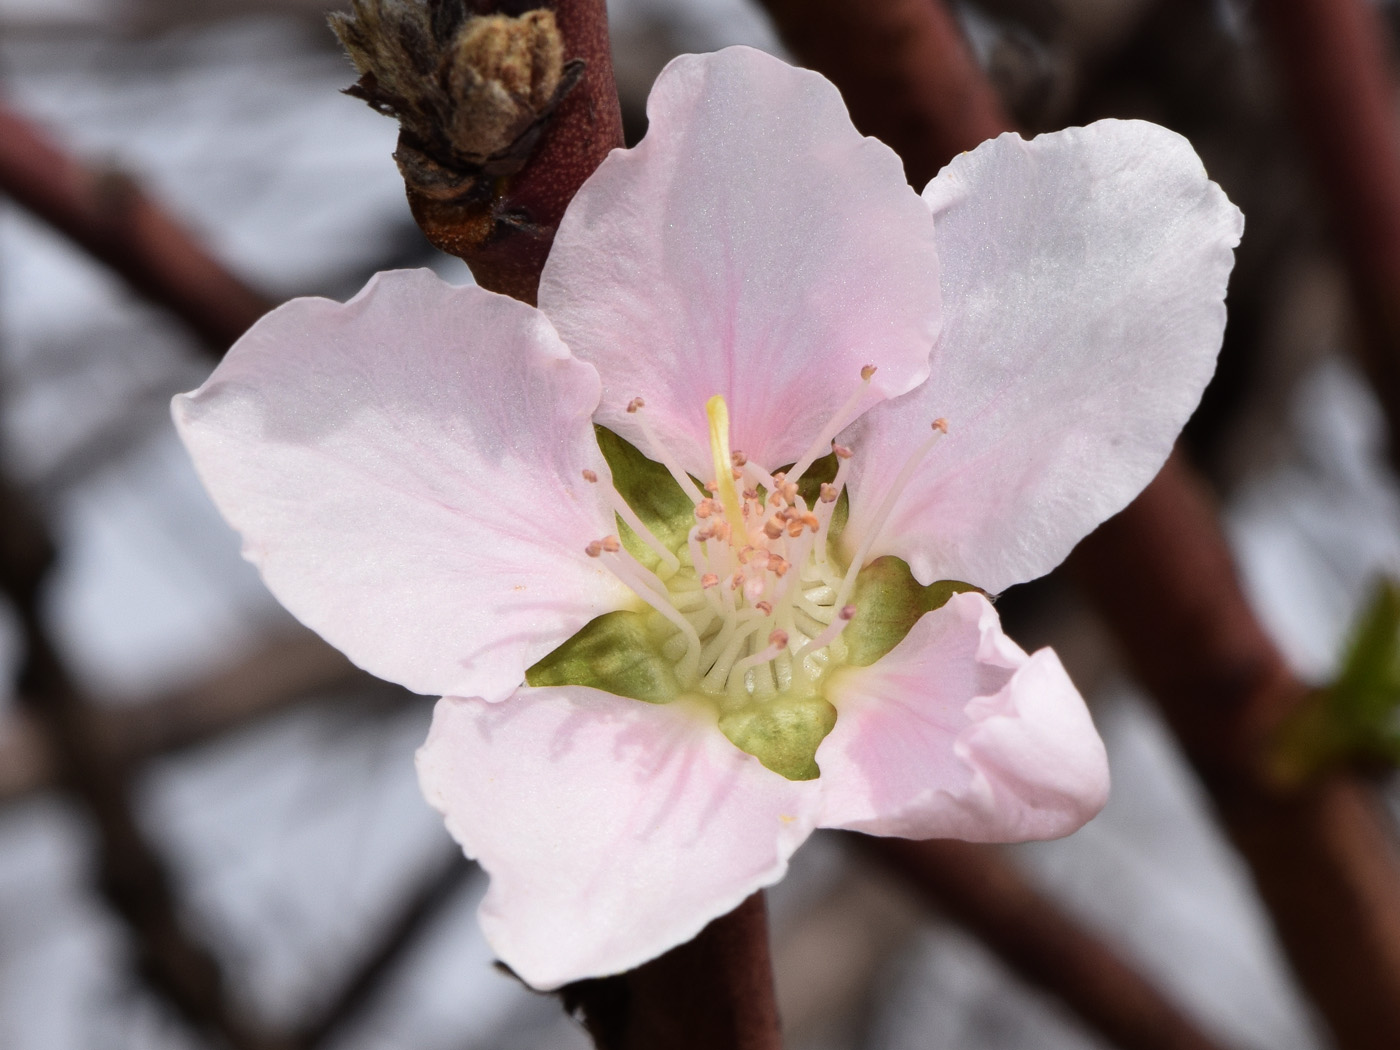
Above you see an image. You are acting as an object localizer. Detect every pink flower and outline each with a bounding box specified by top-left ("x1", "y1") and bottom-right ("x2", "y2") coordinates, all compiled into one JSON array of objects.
[{"x1": 173, "y1": 47, "x2": 1241, "y2": 989}]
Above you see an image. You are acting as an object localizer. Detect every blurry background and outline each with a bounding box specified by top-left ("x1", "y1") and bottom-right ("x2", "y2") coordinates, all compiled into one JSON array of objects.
[{"x1": 2, "y1": 0, "x2": 1397, "y2": 1047}]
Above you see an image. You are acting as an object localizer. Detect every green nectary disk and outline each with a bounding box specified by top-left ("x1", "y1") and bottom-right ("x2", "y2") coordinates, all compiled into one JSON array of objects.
[
  {"x1": 525, "y1": 609, "x2": 679, "y2": 704},
  {"x1": 842, "y1": 557, "x2": 981, "y2": 667},
  {"x1": 717, "y1": 693, "x2": 837, "y2": 781}
]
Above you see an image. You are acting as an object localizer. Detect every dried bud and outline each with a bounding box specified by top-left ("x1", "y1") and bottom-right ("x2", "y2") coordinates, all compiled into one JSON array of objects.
[
  {"x1": 332, "y1": 4, "x2": 579, "y2": 195},
  {"x1": 329, "y1": 0, "x2": 621, "y2": 302}
]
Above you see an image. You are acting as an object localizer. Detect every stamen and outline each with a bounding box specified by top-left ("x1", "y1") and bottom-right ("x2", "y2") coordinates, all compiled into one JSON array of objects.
[
  {"x1": 731, "y1": 630, "x2": 791, "y2": 678},
  {"x1": 741, "y1": 460, "x2": 780, "y2": 496},
  {"x1": 597, "y1": 546, "x2": 702, "y2": 682},
  {"x1": 833, "y1": 419, "x2": 949, "y2": 610},
  {"x1": 607, "y1": 490, "x2": 680, "y2": 575},
  {"x1": 795, "y1": 604, "x2": 856, "y2": 660},
  {"x1": 788, "y1": 366, "x2": 878, "y2": 483},
  {"x1": 627, "y1": 397, "x2": 706, "y2": 504}
]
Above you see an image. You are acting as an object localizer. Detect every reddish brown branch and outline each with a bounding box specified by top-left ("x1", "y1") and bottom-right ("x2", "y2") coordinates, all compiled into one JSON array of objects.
[
  {"x1": 861, "y1": 837, "x2": 1233, "y2": 1050},
  {"x1": 0, "y1": 105, "x2": 272, "y2": 353},
  {"x1": 1255, "y1": 0, "x2": 1400, "y2": 467},
  {"x1": 563, "y1": 892, "x2": 782, "y2": 1050},
  {"x1": 755, "y1": 0, "x2": 1009, "y2": 188}
]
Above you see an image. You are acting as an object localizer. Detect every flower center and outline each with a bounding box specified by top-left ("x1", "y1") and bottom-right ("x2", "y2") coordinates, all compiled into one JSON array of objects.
[
  {"x1": 593, "y1": 390, "x2": 868, "y2": 708},
  {"x1": 529, "y1": 369, "x2": 957, "y2": 781}
]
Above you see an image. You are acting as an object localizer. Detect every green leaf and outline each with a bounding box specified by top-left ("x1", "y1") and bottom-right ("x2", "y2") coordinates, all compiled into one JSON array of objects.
[
  {"x1": 843, "y1": 556, "x2": 980, "y2": 667},
  {"x1": 594, "y1": 426, "x2": 695, "y2": 569},
  {"x1": 525, "y1": 610, "x2": 679, "y2": 704},
  {"x1": 1270, "y1": 577, "x2": 1400, "y2": 785},
  {"x1": 718, "y1": 693, "x2": 838, "y2": 781}
]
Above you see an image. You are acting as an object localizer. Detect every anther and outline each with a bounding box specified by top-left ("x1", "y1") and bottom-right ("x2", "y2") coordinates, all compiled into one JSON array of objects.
[
  {"x1": 768, "y1": 555, "x2": 791, "y2": 577},
  {"x1": 581, "y1": 469, "x2": 598, "y2": 483},
  {"x1": 832, "y1": 442, "x2": 853, "y2": 460},
  {"x1": 695, "y1": 500, "x2": 715, "y2": 519},
  {"x1": 729, "y1": 571, "x2": 744, "y2": 590},
  {"x1": 601, "y1": 535, "x2": 621, "y2": 553},
  {"x1": 756, "y1": 600, "x2": 773, "y2": 615},
  {"x1": 585, "y1": 540, "x2": 603, "y2": 558},
  {"x1": 702, "y1": 573, "x2": 720, "y2": 589},
  {"x1": 731, "y1": 450, "x2": 748, "y2": 468},
  {"x1": 932, "y1": 418, "x2": 949, "y2": 433},
  {"x1": 786, "y1": 520, "x2": 805, "y2": 538},
  {"x1": 802, "y1": 512, "x2": 820, "y2": 532},
  {"x1": 768, "y1": 629, "x2": 789, "y2": 649},
  {"x1": 627, "y1": 397, "x2": 645, "y2": 413},
  {"x1": 861, "y1": 364, "x2": 877, "y2": 381},
  {"x1": 712, "y1": 520, "x2": 733, "y2": 542},
  {"x1": 763, "y1": 518, "x2": 785, "y2": 540},
  {"x1": 819, "y1": 482, "x2": 838, "y2": 503},
  {"x1": 839, "y1": 604, "x2": 857, "y2": 620}
]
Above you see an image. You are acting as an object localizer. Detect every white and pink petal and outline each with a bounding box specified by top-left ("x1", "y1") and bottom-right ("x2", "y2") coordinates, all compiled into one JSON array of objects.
[
  {"x1": 173, "y1": 269, "x2": 630, "y2": 702},
  {"x1": 416, "y1": 686, "x2": 820, "y2": 989},
  {"x1": 539, "y1": 45, "x2": 940, "y2": 479},
  {"x1": 817, "y1": 592, "x2": 1108, "y2": 841},
  {"x1": 843, "y1": 119, "x2": 1243, "y2": 594}
]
